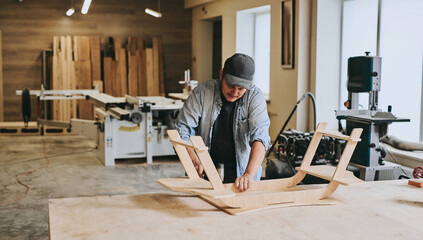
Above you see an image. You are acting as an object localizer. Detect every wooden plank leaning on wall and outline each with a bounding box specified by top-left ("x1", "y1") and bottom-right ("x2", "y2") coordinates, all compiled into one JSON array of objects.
[
  {"x1": 127, "y1": 37, "x2": 138, "y2": 96},
  {"x1": 75, "y1": 36, "x2": 93, "y2": 120},
  {"x1": 0, "y1": 30, "x2": 3, "y2": 121},
  {"x1": 137, "y1": 38, "x2": 147, "y2": 96},
  {"x1": 152, "y1": 37, "x2": 165, "y2": 96}
]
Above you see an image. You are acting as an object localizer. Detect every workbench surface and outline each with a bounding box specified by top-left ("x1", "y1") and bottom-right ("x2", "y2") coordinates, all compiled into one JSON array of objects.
[{"x1": 48, "y1": 180, "x2": 422, "y2": 240}]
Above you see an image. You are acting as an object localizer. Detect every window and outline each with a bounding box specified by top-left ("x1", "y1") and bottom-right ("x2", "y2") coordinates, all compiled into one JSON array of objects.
[
  {"x1": 236, "y1": 5, "x2": 270, "y2": 97},
  {"x1": 340, "y1": 0, "x2": 423, "y2": 141}
]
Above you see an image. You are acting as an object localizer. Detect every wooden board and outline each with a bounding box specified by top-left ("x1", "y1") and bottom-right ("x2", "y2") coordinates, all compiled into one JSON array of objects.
[
  {"x1": 119, "y1": 48, "x2": 127, "y2": 96},
  {"x1": 0, "y1": 30, "x2": 3, "y2": 121},
  {"x1": 103, "y1": 57, "x2": 113, "y2": 95},
  {"x1": 111, "y1": 60, "x2": 121, "y2": 97},
  {"x1": 152, "y1": 37, "x2": 164, "y2": 96},
  {"x1": 145, "y1": 48, "x2": 155, "y2": 96},
  {"x1": 93, "y1": 80, "x2": 103, "y2": 93},
  {"x1": 127, "y1": 55, "x2": 138, "y2": 96},
  {"x1": 137, "y1": 38, "x2": 147, "y2": 96},
  {"x1": 408, "y1": 179, "x2": 423, "y2": 188},
  {"x1": 48, "y1": 180, "x2": 423, "y2": 240},
  {"x1": 79, "y1": 36, "x2": 91, "y2": 60},
  {"x1": 113, "y1": 37, "x2": 121, "y2": 60},
  {"x1": 52, "y1": 36, "x2": 61, "y2": 121},
  {"x1": 90, "y1": 36, "x2": 101, "y2": 81},
  {"x1": 75, "y1": 60, "x2": 93, "y2": 119}
]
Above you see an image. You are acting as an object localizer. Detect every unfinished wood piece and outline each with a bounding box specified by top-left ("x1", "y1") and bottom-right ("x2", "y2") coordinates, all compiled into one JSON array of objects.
[
  {"x1": 75, "y1": 60, "x2": 93, "y2": 119},
  {"x1": 111, "y1": 60, "x2": 121, "y2": 97},
  {"x1": 0, "y1": 30, "x2": 3, "y2": 121},
  {"x1": 137, "y1": 38, "x2": 147, "y2": 96},
  {"x1": 145, "y1": 48, "x2": 155, "y2": 96},
  {"x1": 127, "y1": 37, "x2": 137, "y2": 55},
  {"x1": 48, "y1": 180, "x2": 423, "y2": 238},
  {"x1": 52, "y1": 36, "x2": 61, "y2": 121},
  {"x1": 152, "y1": 37, "x2": 164, "y2": 96},
  {"x1": 166, "y1": 130, "x2": 199, "y2": 179},
  {"x1": 158, "y1": 122, "x2": 363, "y2": 214},
  {"x1": 93, "y1": 80, "x2": 103, "y2": 93},
  {"x1": 119, "y1": 48, "x2": 127, "y2": 96},
  {"x1": 201, "y1": 195, "x2": 337, "y2": 216},
  {"x1": 113, "y1": 37, "x2": 121, "y2": 61},
  {"x1": 408, "y1": 179, "x2": 423, "y2": 188},
  {"x1": 127, "y1": 55, "x2": 138, "y2": 96},
  {"x1": 90, "y1": 36, "x2": 101, "y2": 81},
  {"x1": 103, "y1": 57, "x2": 113, "y2": 95}
]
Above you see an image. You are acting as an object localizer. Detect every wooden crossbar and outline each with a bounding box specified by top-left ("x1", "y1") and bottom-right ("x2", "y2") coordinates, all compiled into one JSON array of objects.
[
  {"x1": 320, "y1": 130, "x2": 361, "y2": 142},
  {"x1": 169, "y1": 138, "x2": 208, "y2": 151}
]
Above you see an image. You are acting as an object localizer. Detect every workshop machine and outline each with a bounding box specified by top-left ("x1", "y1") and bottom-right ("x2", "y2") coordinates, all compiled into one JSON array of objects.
[
  {"x1": 335, "y1": 52, "x2": 410, "y2": 180},
  {"x1": 16, "y1": 88, "x2": 183, "y2": 166},
  {"x1": 87, "y1": 94, "x2": 183, "y2": 166}
]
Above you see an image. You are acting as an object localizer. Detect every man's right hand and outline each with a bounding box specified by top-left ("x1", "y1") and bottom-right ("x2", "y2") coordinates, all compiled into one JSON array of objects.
[
  {"x1": 193, "y1": 160, "x2": 204, "y2": 178},
  {"x1": 187, "y1": 147, "x2": 204, "y2": 178}
]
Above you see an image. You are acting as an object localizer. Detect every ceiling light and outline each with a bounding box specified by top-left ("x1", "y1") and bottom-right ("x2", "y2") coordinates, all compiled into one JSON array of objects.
[
  {"x1": 145, "y1": 0, "x2": 162, "y2": 18},
  {"x1": 66, "y1": 7, "x2": 75, "y2": 16},
  {"x1": 145, "y1": 8, "x2": 162, "y2": 18},
  {"x1": 81, "y1": 0, "x2": 92, "y2": 14}
]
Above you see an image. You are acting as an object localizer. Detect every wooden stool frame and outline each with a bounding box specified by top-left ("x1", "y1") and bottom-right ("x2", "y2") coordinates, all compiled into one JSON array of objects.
[{"x1": 158, "y1": 122, "x2": 363, "y2": 215}]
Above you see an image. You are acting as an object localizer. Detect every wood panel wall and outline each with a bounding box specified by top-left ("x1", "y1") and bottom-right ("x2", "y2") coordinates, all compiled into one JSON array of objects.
[{"x1": 0, "y1": 0, "x2": 191, "y2": 121}]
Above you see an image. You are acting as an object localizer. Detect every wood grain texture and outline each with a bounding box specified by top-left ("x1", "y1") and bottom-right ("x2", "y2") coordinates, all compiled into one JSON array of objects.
[
  {"x1": 153, "y1": 37, "x2": 164, "y2": 96},
  {"x1": 0, "y1": 0, "x2": 191, "y2": 120},
  {"x1": 90, "y1": 36, "x2": 101, "y2": 81},
  {"x1": 119, "y1": 48, "x2": 127, "y2": 96},
  {"x1": 137, "y1": 38, "x2": 147, "y2": 96},
  {"x1": 103, "y1": 57, "x2": 113, "y2": 94},
  {"x1": 145, "y1": 48, "x2": 155, "y2": 96},
  {"x1": 75, "y1": 60, "x2": 93, "y2": 119},
  {"x1": 127, "y1": 55, "x2": 138, "y2": 96},
  {"x1": 0, "y1": 30, "x2": 3, "y2": 121},
  {"x1": 48, "y1": 180, "x2": 423, "y2": 239}
]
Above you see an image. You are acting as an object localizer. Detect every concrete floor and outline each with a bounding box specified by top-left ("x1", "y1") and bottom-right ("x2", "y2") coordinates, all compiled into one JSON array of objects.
[{"x1": 0, "y1": 135, "x2": 184, "y2": 240}]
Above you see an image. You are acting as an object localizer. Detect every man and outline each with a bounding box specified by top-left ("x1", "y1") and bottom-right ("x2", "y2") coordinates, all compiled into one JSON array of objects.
[{"x1": 175, "y1": 53, "x2": 271, "y2": 192}]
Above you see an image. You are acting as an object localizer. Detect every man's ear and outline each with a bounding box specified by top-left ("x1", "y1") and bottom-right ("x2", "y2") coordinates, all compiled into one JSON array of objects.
[{"x1": 219, "y1": 69, "x2": 223, "y2": 81}]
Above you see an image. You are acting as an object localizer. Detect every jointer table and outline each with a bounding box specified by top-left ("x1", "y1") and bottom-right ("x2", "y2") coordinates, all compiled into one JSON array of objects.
[{"x1": 48, "y1": 180, "x2": 422, "y2": 240}]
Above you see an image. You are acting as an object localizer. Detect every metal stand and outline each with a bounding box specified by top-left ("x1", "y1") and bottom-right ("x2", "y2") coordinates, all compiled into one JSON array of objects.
[{"x1": 349, "y1": 161, "x2": 403, "y2": 181}]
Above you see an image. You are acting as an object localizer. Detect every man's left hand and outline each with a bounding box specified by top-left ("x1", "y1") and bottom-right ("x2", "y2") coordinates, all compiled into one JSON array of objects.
[{"x1": 234, "y1": 173, "x2": 254, "y2": 192}]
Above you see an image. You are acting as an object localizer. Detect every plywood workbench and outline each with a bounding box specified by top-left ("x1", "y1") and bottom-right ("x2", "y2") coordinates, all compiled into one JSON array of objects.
[{"x1": 48, "y1": 180, "x2": 422, "y2": 240}]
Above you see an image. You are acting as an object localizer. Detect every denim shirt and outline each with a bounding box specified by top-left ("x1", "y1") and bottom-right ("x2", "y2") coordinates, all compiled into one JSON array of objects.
[{"x1": 175, "y1": 79, "x2": 271, "y2": 181}]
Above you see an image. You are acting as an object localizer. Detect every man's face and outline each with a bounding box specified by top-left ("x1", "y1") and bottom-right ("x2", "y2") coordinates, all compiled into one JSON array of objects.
[{"x1": 221, "y1": 78, "x2": 247, "y2": 102}]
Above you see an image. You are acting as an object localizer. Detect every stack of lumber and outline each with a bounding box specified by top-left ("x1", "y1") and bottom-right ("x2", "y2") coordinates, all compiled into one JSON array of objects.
[
  {"x1": 51, "y1": 35, "x2": 164, "y2": 121},
  {"x1": 104, "y1": 36, "x2": 164, "y2": 97},
  {"x1": 52, "y1": 35, "x2": 101, "y2": 120}
]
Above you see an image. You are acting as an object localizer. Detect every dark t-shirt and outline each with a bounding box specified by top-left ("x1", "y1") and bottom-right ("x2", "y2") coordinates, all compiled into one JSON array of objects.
[{"x1": 210, "y1": 94, "x2": 238, "y2": 183}]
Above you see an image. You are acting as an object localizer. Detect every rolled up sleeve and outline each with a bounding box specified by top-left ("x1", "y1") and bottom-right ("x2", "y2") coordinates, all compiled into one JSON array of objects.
[
  {"x1": 248, "y1": 90, "x2": 271, "y2": 150},
  {"x1": 175, "y1": 90, "x2": 203, "y2": 141}
]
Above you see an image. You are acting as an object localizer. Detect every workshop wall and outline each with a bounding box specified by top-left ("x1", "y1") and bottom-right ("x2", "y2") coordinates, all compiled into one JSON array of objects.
[
  {"x1": 188, "y1": 0, "x2": 314, "y2": 140},
  {"x1": 0, "y1": 0, "x2": 191, "y2": 121}
]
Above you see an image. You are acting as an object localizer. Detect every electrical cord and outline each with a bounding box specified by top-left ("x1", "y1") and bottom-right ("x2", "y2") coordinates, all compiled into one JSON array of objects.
[
  {"x1": 381, "y1": 142, "x2": 410, "y2": 178},
  {"x1": 0, "y1": 141, "x2": 96, "y2": 205},
  {"x1": 266, "y1": 92, "x2": 316, "y2": 158}
]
